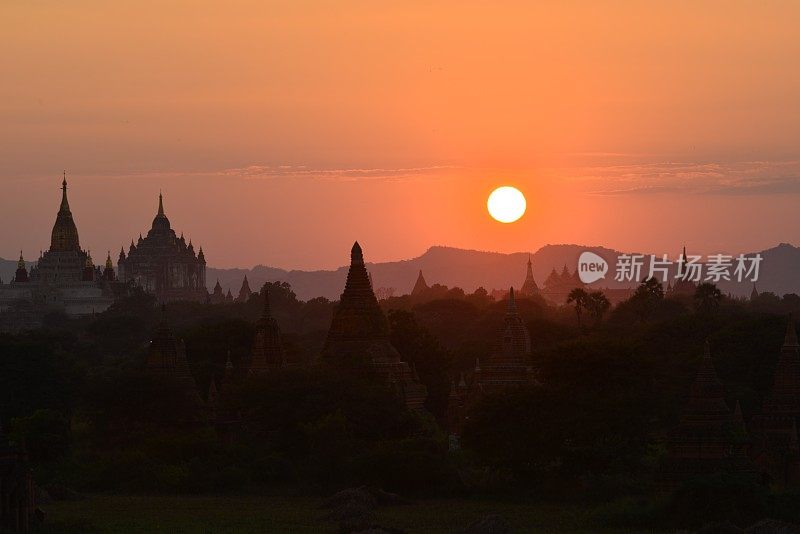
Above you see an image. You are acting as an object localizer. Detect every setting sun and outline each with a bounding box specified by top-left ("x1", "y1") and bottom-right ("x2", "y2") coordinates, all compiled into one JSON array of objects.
[{"x1": 487, "y1": 186, "x2": 526, "y2": 223}]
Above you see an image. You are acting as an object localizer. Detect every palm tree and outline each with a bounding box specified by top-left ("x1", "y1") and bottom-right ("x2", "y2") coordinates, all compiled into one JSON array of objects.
[
  {"x1": 567, "y1": 288, "x2": 590, "y2": 328},
  {"x1": 587, "y1": 291, "x2": 611, "y2": 325},
  {"x1": 630, "y1": 277, "x2": 665, "y2": 322}
]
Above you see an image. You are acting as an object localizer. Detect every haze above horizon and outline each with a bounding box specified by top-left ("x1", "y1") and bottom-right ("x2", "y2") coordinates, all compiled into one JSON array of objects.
[{"x1": 2, "y1": 2, "x2": 799, "y2": 269}]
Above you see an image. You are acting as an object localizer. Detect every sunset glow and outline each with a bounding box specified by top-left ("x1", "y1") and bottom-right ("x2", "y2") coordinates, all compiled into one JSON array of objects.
[{"x1": 1, "y1": 2, "x2": 799, "y2": 267}]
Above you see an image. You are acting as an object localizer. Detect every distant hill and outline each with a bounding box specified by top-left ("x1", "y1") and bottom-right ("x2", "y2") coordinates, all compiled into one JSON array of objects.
[{"x1": 2, "y1": 242, "x2": 794, "y2": 301}]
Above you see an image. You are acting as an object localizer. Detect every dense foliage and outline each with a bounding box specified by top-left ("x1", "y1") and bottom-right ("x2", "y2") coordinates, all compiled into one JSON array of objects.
[{"x1": 3, "y1": 280, "x2": 800, "y2": 526}]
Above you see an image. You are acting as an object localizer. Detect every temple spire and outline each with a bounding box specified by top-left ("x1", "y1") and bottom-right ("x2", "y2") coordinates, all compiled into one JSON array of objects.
[
  {"x1": 351, "y1": 241, "x2": 364, "y2": 265},
  {"x1": 60, "y1": 171, "x2": 70, "y2": 211},
  {"x1": 158, "y1": 191, "x2": 164, "y2": 216},
  {"x1": 411, "y1": 269, "x2": 429, "y2": 296},
  {"x1": 51, "y1": 172, "x2": 81, "y2": 251},
  {"x1": 678, "y1": 245, "x2": 688, "y2": 278}
]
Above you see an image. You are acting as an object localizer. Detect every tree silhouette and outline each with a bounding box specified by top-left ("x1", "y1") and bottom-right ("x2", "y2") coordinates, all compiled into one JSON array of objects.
[
  {"x1": 586, "y1": 291, "x2": 611, "y2": 325},
  {"x1": 567, "y1": 288, "x2": 590, "y2": 328},
  {"x1": 694, "y1": 282, "x2": 723, "y2": 315},
  {"x1": 630, "y1": 277, "x2": 664, "y2": 322}
]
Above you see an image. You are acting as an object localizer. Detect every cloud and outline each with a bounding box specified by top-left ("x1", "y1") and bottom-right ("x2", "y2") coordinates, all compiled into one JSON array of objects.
[
  {"x1": 221, "y1": 164, "x2": 460, "y2": 182},
  {"x1": 576, "y1": 160, "x2": 800, "y2": 196}
]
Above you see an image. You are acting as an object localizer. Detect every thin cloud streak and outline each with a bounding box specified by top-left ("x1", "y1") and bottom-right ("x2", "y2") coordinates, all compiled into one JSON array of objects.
[{"x1": 577, "y1": 160, "x2": 800, "y2": 196}]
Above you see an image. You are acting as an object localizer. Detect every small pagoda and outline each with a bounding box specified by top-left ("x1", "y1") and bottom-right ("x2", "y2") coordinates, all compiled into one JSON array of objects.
[
  {"x1": 659, "y1": 342, "x2": 752, "y2": 487},
  {"x1": 247, "y1": 289, "x2": 286, "y2": 374},
  {"x1": 752, "y1": 315, "x2": 800, "y2": 486}
]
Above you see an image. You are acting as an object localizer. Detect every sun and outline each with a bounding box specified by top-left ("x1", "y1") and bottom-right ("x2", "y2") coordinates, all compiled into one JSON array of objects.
[{"x1": 487, "y1": 186, "x2": 526, "y2": 223}]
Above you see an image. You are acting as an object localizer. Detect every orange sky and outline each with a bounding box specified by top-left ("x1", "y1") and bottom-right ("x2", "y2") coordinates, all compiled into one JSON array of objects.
[{"x1": 2, "y1": 2, "x2": 799, "y2": 269}]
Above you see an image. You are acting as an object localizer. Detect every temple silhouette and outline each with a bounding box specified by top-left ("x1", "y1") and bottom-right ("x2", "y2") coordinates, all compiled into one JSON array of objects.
[
  {"x1": 323, "y1": 242, "x2": 427, "y2": 410},
  {"x1": 118, "y1": 193, "x2": 208, "y2": 303},
  {"x1": 0, "y1": 176, "x2": 119, "y2": 328}
]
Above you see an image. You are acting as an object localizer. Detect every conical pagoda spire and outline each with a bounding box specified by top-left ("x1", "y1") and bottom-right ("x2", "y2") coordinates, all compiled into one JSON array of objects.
[
  {"x1": 677, "y1": 245, "x2": 688, "y2": 278},
  {"x1": 13, "y1": 251, "x2": 28, "y2": 282},
  {"x1": 151, "y1": 191, "x2": 171, "y2": 232},
  {"x1": 60, "y1": 172, "x2": 70, "y2": 211},
  {"x1": 351, "y1": 241, "x2": 364, "y2": 265},
  {"x1": 323, "y1": 241, "x2": 396, "y2": 362},
  {"x1": 411, "y1": 269, "x2": 429, "y2": 296},
  {"x1": 105, "y1": 251, "x2": 113, "y2": 269},
  {"x1": 50, "y1": 173, "x2": 81, "y2": 251},
  {"x1": 236, "y1": 275, "x2": 252, "y2": 302},
  {"x1": 521, "y1": 255, "x2": 539, "y2": 296}
]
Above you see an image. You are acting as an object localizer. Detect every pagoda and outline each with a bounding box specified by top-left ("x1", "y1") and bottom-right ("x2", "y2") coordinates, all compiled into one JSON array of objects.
[
  {"x1": 752, "y1": 315, "x2": 800, "y2": 486},
  {"x1": 0, "y1": 175, "x2": 115, "y2": 322},
  {"x1": 209, "y1": 351, "x2": 241, "y2": 443},
  {"x1": 145, "y1": 308, "x2": 205, "y2": 422},
  {"x1": 247, "y1": 290, "x2": 286, "y2": 374},
  {"x1": 13, "y1": 252, "x2": 28, "y2": 283},
  {"x1": 411, "y1": 270, "x2": 429, "y2": 297},
  {"x1": 473, "y1": 287, "x2": 535, "y2": 392},
  {"x1": 668, "y1": 245, "x2": 698, "y2": 297},
  {"x1": 660, "y1": 342, "x2": 752, "y2": 487},
  {"x1": 210, "y1": 280, "x2": 225, "y2": 304},
  {"x1": 236, "y1": 275, "x2": 252, "y2": 303},
  {"x1": 323, "y1": 242, "x2": 427, "y2": 410},
  {"x1": 519, "y1": 256, "x2": 539, "y2": 297}
]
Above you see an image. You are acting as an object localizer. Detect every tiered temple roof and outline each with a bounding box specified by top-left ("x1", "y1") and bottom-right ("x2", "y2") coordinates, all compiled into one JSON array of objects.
[
  {"x1": 660, "y1": 341, "x2": 751, "y2": 487},
  {"x1": 473, "y1": 287, "x2": 534, "y2": 391},
  {"x1": 324, "y1": 242, "x2": 427, "y2": 410}
]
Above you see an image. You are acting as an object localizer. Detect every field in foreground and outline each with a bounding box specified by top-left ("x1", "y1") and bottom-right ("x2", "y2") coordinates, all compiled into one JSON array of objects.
[{"x1": 41, "y1": 494, "x2": 655, "y2": 533}]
